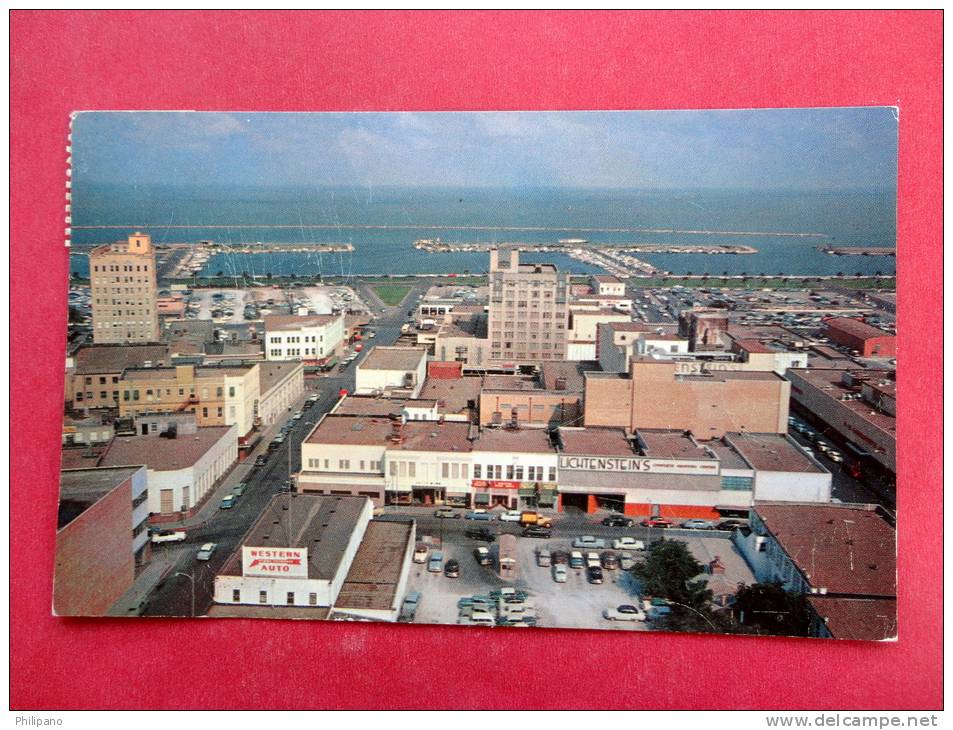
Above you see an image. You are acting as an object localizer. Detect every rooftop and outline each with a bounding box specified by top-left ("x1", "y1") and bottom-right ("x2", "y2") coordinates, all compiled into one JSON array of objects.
[
  {"x1": 97, "y1": 426, "x2": 235, "y2": 471},
  {"x1": 787, "y1": 368, "x2": 896, "y2": 435},
  {"x1": 73, "y1": 344, "x2": 170, "y2": 374},
  {"x1": 635, "y1": 429, "x2": 713, "y2": 460},
  {"x1": 806, "y1": 596, "x2": 897, "y2": 641},
  {"x1": 335, "y1": 520, "x2": 415, "y2": 612},
  {"x1": 264, "y1": 314, "x2": 341, "y2": 331},
  {"x1": 473, "y1": 427, "x2": 557, "y2": 454},
  {"x1": 332, "y1": 396, "x2": 406, "y2": 418},
  {"x1": 219, "y1": 494, "x2": 370, "y2": 581},
  {"x1": 558, "y1": 427, "x2": 635, "y2": 457},
  {"x1": 306, "y1": 415, "x2": 472, "y2": 453},
  {"x1": 358, "y1": 346, "x2": 428, "y2": 371},
  {"x1": 121, "y1": 364, "x2": 256, "y2": 381},
  {"x1": 481, "y1": 375, "x2": 541, "y2": 392},
  {"x1": 592, "y1": 275, "x2": 623, "y2": 283},
  {"x1": 58, "y1": 466, "x2": 142, "y2": 529},
  {"x1": 725, "y1": 432, "x2": 825, "y2": 473},
  {"x1": 540, "y1": 361, "x2": 600, "y2": 392},
  {"x1": 824, "y1": 317, "x2": 894, "y2": 341},
  {"x1": 258, "y1": 360, "x2": 303, "y2": 395},
  {"x1": 754, "y1": 503, "x2": 896, "y2": 597},
  {"x1": 416, "y1": 377, "x2": 481, "y2": 415}
]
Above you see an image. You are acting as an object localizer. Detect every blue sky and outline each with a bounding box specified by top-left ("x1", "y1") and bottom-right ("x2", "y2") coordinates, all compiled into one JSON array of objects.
[{"x1": 71, "y1": 108, "x2": 897, "y2": 190}]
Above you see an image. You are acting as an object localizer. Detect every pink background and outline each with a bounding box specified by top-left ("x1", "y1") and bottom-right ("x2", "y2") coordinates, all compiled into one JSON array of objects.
[{"x1": 11, "y1": 11, "x2": 942, "y2": 710}]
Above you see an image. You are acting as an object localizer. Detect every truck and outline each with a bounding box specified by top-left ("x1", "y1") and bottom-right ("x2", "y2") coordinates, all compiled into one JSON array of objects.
[{"x1": 519, "y1": 511, "x2": 553, "y2": 529}]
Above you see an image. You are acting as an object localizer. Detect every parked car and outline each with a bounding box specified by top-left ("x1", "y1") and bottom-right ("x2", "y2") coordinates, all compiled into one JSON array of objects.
[
  {"x1": 537, "y1": 549, "x2": 552, "y2": 567},
  {"x1": 427, "y1": 551, "x2": 444, "y2": 573},
  {"x1": 413, "y1": 543, "x2": 429, "y2": 563},
  {"x1": 398, "y1": 592, "x2": 421, "y2": 622},
  {"x1": 586, "y1": 551, "x2": 601, "y2": 568},
  {"x1": 521, "y1": 526, "x2": 551, "y2": 538},
  {"x1": 586, "y1": 565, "x2": 604, "y2": 584},
  {"x1": 572, "y1": 536, "x2": 607, "y2": 549},
  {"x1": 291, "y1": 411, "x2": 303, "y2": 421},
  {"x1": 827, "y1": 450, "x2": 844, "y2": 463},
  {"x1": 640, "y1": 517, "x2": 675, "y2": 528},
  {"x1": 642, "y1": 597, "x2": 673, "y2": 619},
  {"x1": 681, "y1": 519, "x2": 716, "y2": 530},
  {"x1": 465, "y1": 510, "x2": 494, "y2": 521},
  {"x1": 601, "y1": 515, "x2": 634, "y2": 527},
  {"x1": 619, "y1": 552, "x2": 637, "y2": 570},
  {"x1": 473, "y1": 546, "x2": 491, "y2": 566},
  {"x1": 499, "y1": 510, "x2": 523, "y2": 522},
  {"x1": 603, "y1": 604, "x2": 647, "y2": 622},
  {"x1": 465, "y1": 527, "x2": 496, "y2": 542},
  {"x1": 151, "y1": 529, "x2": 187, "y2": 544},
  {"x1": 196, "y1": 542, "x2": 217, "y2": 561},
  {"x1": 254, "y1": 454, "x2": 268, "y2": 467},
  {"x1": 601, "y1": 551, "x2": 619, "y2": 570},
  {"x1": 552, "y1": 564, "x2": 568, "y2": 583},
  {"x1": 434, "y1": 507, "x2": 462, "y2": 519},
  {"x1": 457, "y1": 608, "x2": 495, "y2": 626},
  {"x1": 569, "y1": 551, "x2": 585, "y2": 569},
  {"x1": 550, "y1": 550, "x2": 570, "y2": 565},
  {"x1": 444, "y1": 559, "x2": 460, "y2": 578},
  {"x1": 219, "y1": 495, "x2": 237, "y2": 509},
  {"x1": 612, "y1": 537, "x2": 645, "y2": 551},
  {"x1": 231, "y1": 482, "x2": 248, "y2": 497},
  {"x1": 715, "y1": 519, "x2": 749, "y2": 532},
  {"x1": 490, "y1": 587, "x2": 528, "y2": 601}
]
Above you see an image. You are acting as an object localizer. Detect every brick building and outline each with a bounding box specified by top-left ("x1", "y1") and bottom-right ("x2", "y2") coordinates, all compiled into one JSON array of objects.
[
  {"x1": 67, "y1": 343, "x2": 170, "y2": 410},
  {"x1": 89, "y1": 232, "x2": 160, "y2": 344},
  {"x1": 823, "y1": 317, "x2": 897, "y2": 357}
]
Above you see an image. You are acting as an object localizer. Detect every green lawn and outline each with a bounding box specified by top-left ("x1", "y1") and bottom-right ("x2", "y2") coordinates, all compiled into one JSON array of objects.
[
  {"x1": 627, "y1": 276, "x2": 896, "y2": 291},
  {"x1": 371, "y1": 283, "x2": 413, "y2": 305}
]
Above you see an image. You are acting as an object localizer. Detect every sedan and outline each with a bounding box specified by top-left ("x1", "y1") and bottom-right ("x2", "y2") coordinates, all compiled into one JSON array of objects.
[
  {"x1": 572, "y1": 536, "x2": 607, "y2": 549},
  {"x1": 231, "y1": 483, "x2": 248, "y2": 497},
  {"x1": 433, "y1": 508, "x2": 462, "y2": 519},
  {"x1": 465, "y1": 510, "x2": 494, "y2": 521},
  {"x1": 196, "y1": 543, "x2": 217, "y2": 561},
  {"x1": 640, "y1": 518, "x2": 675, "y2": 528},
  {"x1": 552, "y1": 564, "x2": 568, "y2": 583},
  {"x1": 521, "y1": 526, "x2": 551, "y2": 539},
  {"x1": 427, "y1": 551, "x2": 444, "y2": 573},
  {"x1": 219, "y1": 495, "x2": 237, "y2": 510},
  {"x1": 444, "y1": 559, "x2": 460, "y2": 578},
  {"x1": 603, "y1": 604, "x2": 647, "y2": 622},
  {"x1": 586, "y1": 565, "x2": 604, "y2": 584},
  {"x1": 681, "y1": 519, "x2": 716, "y2": 530},
  {"x1": 254, "y1": 455, "x2": 268, "y2": 467},
  {"x1": 612, "y1": 537, "x2": 645, "y2": 551},
  {"x1": 465, "y1": 528, "x2": 496, "y2": 543},
  {"x1": 601, "y1": 516, "x2": 634, "y2": 528},
  {"x1": 498, "y1": 510, "x2": 523, "y2": 522}
]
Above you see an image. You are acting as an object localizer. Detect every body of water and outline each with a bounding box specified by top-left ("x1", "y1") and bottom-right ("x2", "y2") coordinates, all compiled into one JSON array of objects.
[{"x1": 68, "y1": 185, "x2": 897, "y2": 278}]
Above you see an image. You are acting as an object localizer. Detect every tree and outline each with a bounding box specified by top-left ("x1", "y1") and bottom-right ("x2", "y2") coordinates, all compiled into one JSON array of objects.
[
  {"x1": 733, "y1": 582, "x2": 812, "y2": 636},
  {"x1": 634, "y1": 539, "x2": 713, "y2": 610}
]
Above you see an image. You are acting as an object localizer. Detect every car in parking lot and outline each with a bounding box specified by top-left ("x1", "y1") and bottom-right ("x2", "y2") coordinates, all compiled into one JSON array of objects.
[
  {"x1": 569, "y1": 551, "x2": 585, "y2": 568},
  {"x1": 219, "y1": 495, "x2": 237, "y2": 509},
  {"x1": 413, "y1": 543, "x2": 429, "y2": 563},
  {"x1": 601, "y1": 515, "x2": 634, "y2": 527},
  {"x1": 537, "y1": 548, "x2": 552, "y2": 567},
  {"x1": 572, "y1": 536, "x2": 607, "y2": 549},
  {"x1": 465, "y1": 510, "x2": 494, "y2": 521},
  {"x1": 498, "y1": 510, "x2": 523, "y2": 522},
  {"x1": 196, "y1": 542, "x2": 217, "y2": 561},
  {"x1": 521, "y1": 526, "x2": 551, "y2": 538},
  {"x1": 231, "y1": 482, "x2": 248, "y2": 497},
  {"x1": 640, "y1": 517, "x2": 675, "y2": 528},
  {"x1": 398, "y1": 592, "x2": 421, "y2": 622},
  {"x1": 552, "y1": 564, "x2": 568, "y2": 583},
  {"x1": 427, "y1": 551, "x2": 444, "y2": 573},
  {"x1": 444, "y1": 559, "x2": 460, "y2": 578},
  {"x1": 254, "y1": 454, "x2": 268, "y2": 467},
  {"x1": 490, "y1": 587, "x2": 528, "y2": 601},
  {"x1": 619, "y1": 552, "x2": 637, "y2": 570},
  {"x1": 585, "y1": 551, "x2": 601, "y2": 568},
  {"x1": 291, "y1": 411, "x2": 303, "y2": 421},
  {"x1": 681, "y1": 519, "x2": 716, "y2": 530},
  {"x1": 473, "y1": 546, "x2": 491, "y2": 565},
  {"x1": 586, "y1": 565, "x2": 604, "y2": 584},
  {"x1": 715, "y1": 519, "x2": 749, "y2": 532},
  {"x1": 551, "y1": 550, "x2": 569, "y2": 565},
  {"x1": 612, "y1": 537, "x2": 645, "y2": 551},
  {"x1": 434, "y1": 507, "x2": 462, "y2": 519},
  {"x1": 603, "y1": 604, "x2": 647, "y2": 622},
  {"x1": 601, "y1": 551, "x2": 619, "y2": 570},
  {"x1": 465, "y1": 527, "x2": 496, "y2": 542}
]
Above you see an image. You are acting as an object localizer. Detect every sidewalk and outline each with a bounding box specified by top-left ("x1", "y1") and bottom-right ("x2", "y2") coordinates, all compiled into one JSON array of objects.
[{"x1": 107, "y1": 548, "x2": 181, "y2": 616}]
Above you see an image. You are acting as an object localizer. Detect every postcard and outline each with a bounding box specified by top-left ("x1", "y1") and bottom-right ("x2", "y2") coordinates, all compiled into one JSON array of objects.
[{"x1": 56, "y1": 109, "x2": 897, "y2": 639}]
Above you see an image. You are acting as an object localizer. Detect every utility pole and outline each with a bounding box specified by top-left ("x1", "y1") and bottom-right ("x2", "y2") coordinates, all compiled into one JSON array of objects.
[{"x1": 173, "y1": 571, "x2": 195, "y2": 618}]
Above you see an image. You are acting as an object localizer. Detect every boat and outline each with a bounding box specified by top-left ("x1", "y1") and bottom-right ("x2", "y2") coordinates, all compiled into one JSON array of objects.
[{"x1": 558, "y1": 238, "x2": 589, "y2": 244}]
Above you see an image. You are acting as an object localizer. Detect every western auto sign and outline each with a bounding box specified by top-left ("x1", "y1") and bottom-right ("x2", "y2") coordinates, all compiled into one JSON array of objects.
[
  {"x1": 242, "y1": 547, "x2": 308, "y2": 578},
  {"x1": 471, "y1": 479, "x2": 521, "y2": 490},
  {"x1": 558, "y1": 455, "x2": 719, "y2": 476}
]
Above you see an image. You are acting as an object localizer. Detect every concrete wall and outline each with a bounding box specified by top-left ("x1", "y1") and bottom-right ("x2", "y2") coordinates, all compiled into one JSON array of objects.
[
  {"x1": 754, "y1": 470, "x2": 832, "y2": 503},
  {"x1": 582, "y1": 375, "x2": 632, "y2": 427},
  {"x1": 480, "y1": 391, "x2": 581, "y2": 427},
  {"x1": 258, "y1": 364, "x2": 305, "y2": 426},
  {"x1": 147, "y1": 425, "x2": 238, "y2": 514}
]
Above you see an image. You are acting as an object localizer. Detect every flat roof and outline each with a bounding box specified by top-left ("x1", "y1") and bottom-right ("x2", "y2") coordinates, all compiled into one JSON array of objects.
[
  {"x1": 333, "y1": 396, "x2": 406, "y2": 418},
  {"x1": 417, "y1": 377, "x2": 482, "y2": 414},
  {"x1": 540, "y1": 361, "x2": 600, "y2": 392},
  {"x1": 473, "y1": 428, "x2": 556, "y2": 454},
  {"x1": 358, "y1": 346, "x2": 427, "y2": 371},
  {"x1": 306, "y1": 415, "x2": 472, "y2": 453},
  {"x1": 592, "y1": 275, "x2": 623, "y2": 283},
  {"x1": 258, "y1": 360, "x2": 303, "y2": 394},
  {"x1": 264, "y1": 314, "x2": 340, "y2": 331},
  {"x1": 558, "y1": 427, "x2": 635, "y2": 457},
  {"x1": 725, "y1": 432, "x2": 825, "y2": 473},
  {"x1": 787, "y1": 368, "x2": 896, "y2": 435},
  {"x1": 335, "y1": 520, "x2": 414, "y2": 611},
  {"x1": 825, "y1": 317, "x2": 894, "y2": 341},
  {"x1": 97, "y1": 426, "x2": 234, "y2": 471},
  {"x1": 754, "y1": 503, "x2": 896, "y2": 597},
  {"x1": 122, "y1": 364, "x2": 255, "y2": 381},
  {"x1": 58, "y1": 466, "x2": 142, "y2": 528},
  {"x1": 74, "y1": 344, "x2": 169, "y2": 374},
  {"x1": 219, "y1": 494, "x2": 369, "y2": 581},
  {"x1": 481, "y1": 375, "x2": 541, "y2": 392},
  {"x1": 636, "y1": 429, "x2": 714, "y2": 460},
  {"x1": 806, "y1": 596, "x2": 897, "y2": 641}
]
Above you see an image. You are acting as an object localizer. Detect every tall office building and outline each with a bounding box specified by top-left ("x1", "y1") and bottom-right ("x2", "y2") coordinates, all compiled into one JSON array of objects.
[
  {"x1": 487, "y1": 248, "x2": 570, "y2": 363},
  {"x1": 90, "y1": 232, "x2": 160, "y2": 344}
]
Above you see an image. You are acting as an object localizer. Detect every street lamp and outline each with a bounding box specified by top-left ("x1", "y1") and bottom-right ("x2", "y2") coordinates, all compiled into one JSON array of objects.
[{"x1": 173, "y1": 571, "x2": 195, "y2": 618}]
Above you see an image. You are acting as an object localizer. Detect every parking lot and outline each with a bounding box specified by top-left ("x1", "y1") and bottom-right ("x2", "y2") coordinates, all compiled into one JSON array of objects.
[{"x1": 402, "y1": 514, "x2": 754, "y2": 632}]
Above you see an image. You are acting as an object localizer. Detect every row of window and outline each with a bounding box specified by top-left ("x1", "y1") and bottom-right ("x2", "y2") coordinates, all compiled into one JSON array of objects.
[
  {"x1": 92, "y1": 264, "x2": 150, "y2": 273},
  {"x1": 84, "y1": 376, "x2": 120, "y2": 385},
  {"x1": 236, "y1": 590, "x2": 319, "y2": 606},
  {"x1": 474, "y1": 464, "x2": 556, "y2": 481}
]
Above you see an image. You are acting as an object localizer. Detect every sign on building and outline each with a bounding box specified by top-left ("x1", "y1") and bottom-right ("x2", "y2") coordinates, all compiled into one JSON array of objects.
[
  {"x1": 558, "y1": 455, "x2": 719, "y2": 476},
  {"x1": 242, "y1": 546, "x2": 308, "y2": 578}
]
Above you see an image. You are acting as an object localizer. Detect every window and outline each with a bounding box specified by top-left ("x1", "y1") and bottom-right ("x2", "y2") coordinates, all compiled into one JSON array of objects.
[
  {"x1": 514, "y1": 466, "x2": 524, "y2": 480},
  {"x1": 390, "y1": 462, "x2": 398, "y2": 476},
  {"x1": 309, "y1": 593, "x2": 318, "y2": 606},
  {"x1": 451, "y1": 463, "x2": 459, "y2": 479},
  {"x1": 286, "y1": 592, "x2": 295, "y2": 605},
  {"x1": 399, "y1": 462, "x2": 407, "y2": 477},
  {"x1": 474, "y1": 464, "x2": 482, "y2": 478},
  {"x1": 233, "y1": 589, "x2": 240, "y2": 603},
  {"x1": 506, "y1": 465, "x2": 514, "y2": 480},
  {"x1": 408, "y1": 462, "x2": 416, "y2": 478},
  {"x1": 229, "y1": 386, "x2": 236, "y2": 397},
  {"x1": 548, "y1": 467, "x2": 556, "y2": 481},
  {"x1": 441, "y1": 463, "x2": 449, "y2": 479},
  {"x1": 721, "y1": 476, "x2": 753, "y2": 491},
  {"x1": 259, "y1": 591, "x2": 267, "y2": 604}
]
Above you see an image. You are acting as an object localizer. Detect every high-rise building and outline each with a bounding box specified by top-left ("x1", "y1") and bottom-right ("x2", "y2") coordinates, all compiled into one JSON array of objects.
[
  {"x1": 90, "y1": 232, "x2": 159, "y2": 344},
  {"x1": 487, "y1": 248, "x2": 569, "y2": 362}
]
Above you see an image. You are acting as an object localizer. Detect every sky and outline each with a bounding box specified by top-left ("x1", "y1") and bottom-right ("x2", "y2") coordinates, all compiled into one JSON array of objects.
[{"x1": 70, "y1": 108, "x2": 898, "y2": 191}]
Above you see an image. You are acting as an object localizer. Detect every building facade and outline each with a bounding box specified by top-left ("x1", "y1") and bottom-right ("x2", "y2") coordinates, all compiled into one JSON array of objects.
[
  {"x1": 264, "y1": 313, "x2": 345, "y2": 365},
  {"x1": 68, "y1": 344, "x2": 170, "y2": 410},
  {"x1": 354, "y1": 347, "x2": 428, "y2": 398},
  {"x1": 89, "y1": 232, "x2": 160, "y2": 344}
]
